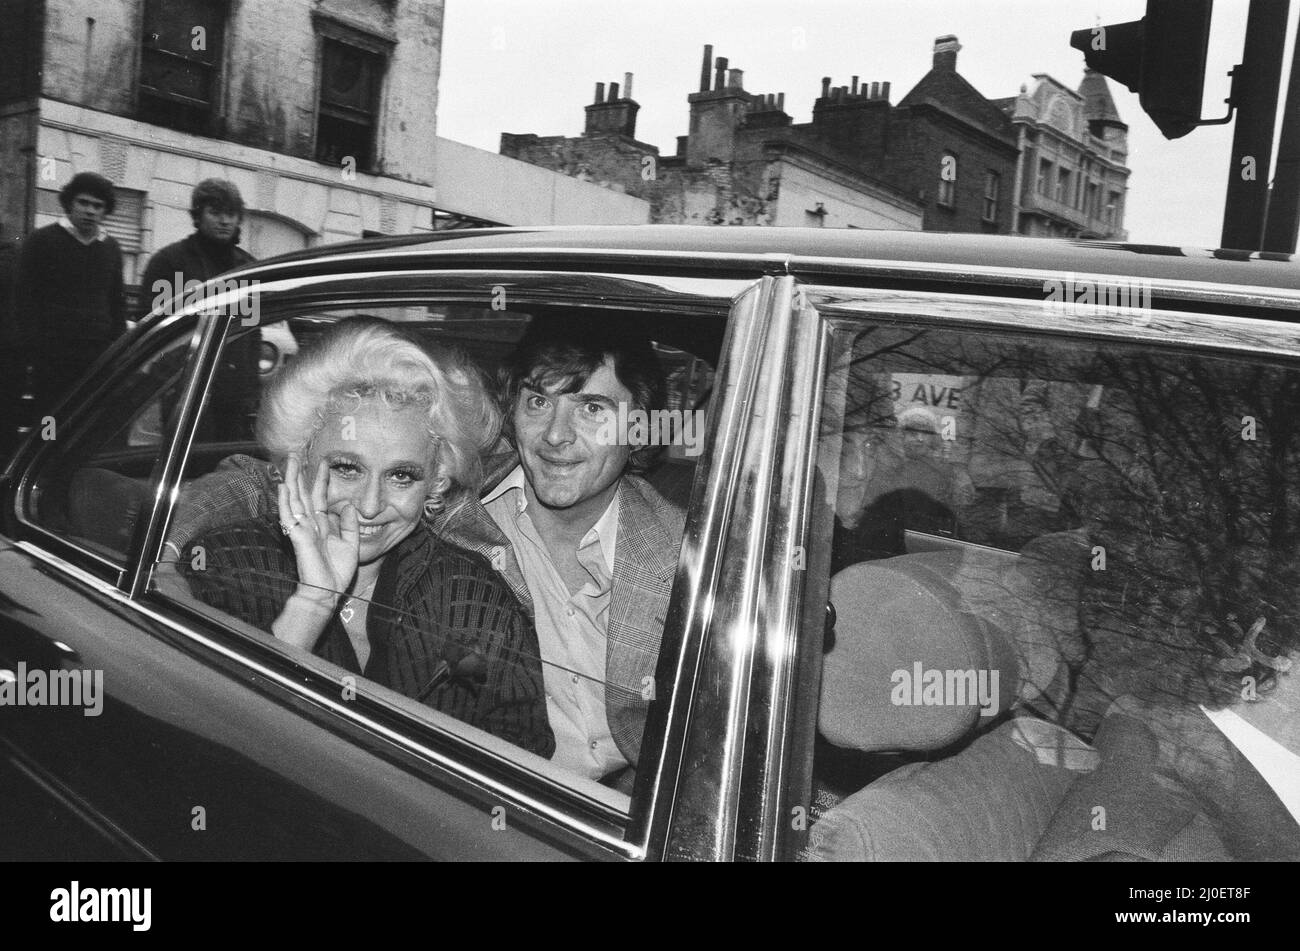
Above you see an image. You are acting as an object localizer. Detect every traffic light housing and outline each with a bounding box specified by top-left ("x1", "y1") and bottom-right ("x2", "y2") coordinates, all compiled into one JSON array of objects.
[{"x1": 1071, "y1": 0, "x2": 1215, "y2": 139}]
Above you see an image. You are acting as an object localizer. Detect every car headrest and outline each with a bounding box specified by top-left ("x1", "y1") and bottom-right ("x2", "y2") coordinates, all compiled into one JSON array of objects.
[{"x1": 820, "y1": 557, "x2": 1020, "y2": 753}]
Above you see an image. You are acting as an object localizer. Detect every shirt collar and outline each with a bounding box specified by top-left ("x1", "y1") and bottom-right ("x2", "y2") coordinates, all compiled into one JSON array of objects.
[
  {"x1": 482, "y1": 463, "x2": 527, "y2": 507},
  {"x1": 59, "y1": 216, "x2": 106, "y2": 244},
  {"x1": 483, "y1": 464, "x2": 619, "y2": 577}
]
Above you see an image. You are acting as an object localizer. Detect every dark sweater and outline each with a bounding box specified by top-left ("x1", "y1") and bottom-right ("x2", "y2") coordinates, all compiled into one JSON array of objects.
[
  {"x1": 181, "y1": 514, "x2": 556, "y2": 759},
  {"x1": 140, "y1": 231, "x2": 255, "y2": 318},
  {"x1": 12, "y1": 223, "x2": 125, "y2": 349}
]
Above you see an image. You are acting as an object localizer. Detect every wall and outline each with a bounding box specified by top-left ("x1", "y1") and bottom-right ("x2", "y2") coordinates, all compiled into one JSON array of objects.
[
  {"x1": 40, "y1": 0, "x2": 442, "y2": 186},
  {"x1": 433, "y1": 137, "x2": 649, "y2": 225},
  {"x1": 772, "y1": 157, "x2": 923, "y2": 230}
]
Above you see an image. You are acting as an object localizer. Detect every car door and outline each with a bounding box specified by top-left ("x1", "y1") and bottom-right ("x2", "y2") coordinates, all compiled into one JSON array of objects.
[
  {"x1": 0, "y1": 261, "x2": 770, "y2": 861},
  {"x1": 725, "y1": 272, "x2": 1300, "y2": 861}
]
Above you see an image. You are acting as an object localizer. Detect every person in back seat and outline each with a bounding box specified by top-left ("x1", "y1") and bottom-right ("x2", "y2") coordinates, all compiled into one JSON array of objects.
[{"x1": 834, "y1": 407, "x2": 974, "y2": 567}]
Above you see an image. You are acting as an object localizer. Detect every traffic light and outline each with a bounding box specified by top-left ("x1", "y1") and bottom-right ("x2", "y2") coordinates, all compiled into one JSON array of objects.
[{"x1": 1071, "y1": 0, "x2": 1215, "y2": 139}]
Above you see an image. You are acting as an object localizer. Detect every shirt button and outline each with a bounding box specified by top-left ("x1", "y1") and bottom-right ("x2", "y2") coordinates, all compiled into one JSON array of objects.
[
  {"x1": 589, "y1": 741, "x2": 599, "y2": 750},
  {"x1": 571, "y1": 674, "x2": 580, "y2": 685},
  {"x1": 566, "y1": 606, "x2": 576, "y2": 618}
]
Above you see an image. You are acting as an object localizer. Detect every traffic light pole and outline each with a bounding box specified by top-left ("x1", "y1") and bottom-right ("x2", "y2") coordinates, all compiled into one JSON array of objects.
[
  {"x1": 1221, "y1": 0, "x2": 1290, "y2": 251},
  {"x1": 1262, "y1": 8, "x2": 1300, "y2": 252}
]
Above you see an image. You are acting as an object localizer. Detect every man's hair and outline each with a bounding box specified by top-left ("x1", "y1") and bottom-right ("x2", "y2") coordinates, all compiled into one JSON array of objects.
[
  {"x1": 499, "y1": 318, "x2": 667, "y2": 473},
  {"x1": 190, "y1": 178, "x2": 246, "y2": 223},
  {"x1": 257, "y1": 316, "x2": 501, "y2": 520},
  {"x1": 59, "y1": 172, "x2": 116, "y2": 215}
]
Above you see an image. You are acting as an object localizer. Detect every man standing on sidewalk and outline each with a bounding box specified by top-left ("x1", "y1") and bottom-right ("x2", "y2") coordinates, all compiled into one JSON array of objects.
[
  {"x1": 141, "y1": 179, "x2": 257, "y2": 439},
  {"x1": 12, "y1": 171, "x2": 126, "y2": 423}
]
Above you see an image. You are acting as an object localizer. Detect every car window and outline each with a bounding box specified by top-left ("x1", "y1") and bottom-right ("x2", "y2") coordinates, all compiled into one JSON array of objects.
[
  {"x1": 18, "y1": 329, "x2": 196, "y2": 564},
  {"x1": 794, "y1": 303, "x2": 1300, "y2": 862},
  {"x1": 146, "y1": 298, "x2": 721, "y2": 817}
]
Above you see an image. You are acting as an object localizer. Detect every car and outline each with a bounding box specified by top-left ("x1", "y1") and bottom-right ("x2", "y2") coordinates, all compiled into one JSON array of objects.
[{"x1": 2, "y1": 225, "x2": 1299, "y2": 861}]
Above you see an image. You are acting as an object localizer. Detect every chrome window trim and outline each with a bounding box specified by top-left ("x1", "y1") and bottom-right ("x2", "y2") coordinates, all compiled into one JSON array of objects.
[
  {"x1": 802, "y1": 286, "x2": 1300, "y2": 359},
  {"x1": 16, "y1": 539, "x2": 644, "y2": 860},
  {"x1": 236, "y1": 246, "x2": 1300, "y2": 312},
  {"x1": 652, "y1": 276, "x2": 795, "y2": 861},
  {"x1": 736, "y1": 285, "x2": 830, "y2": 862}
]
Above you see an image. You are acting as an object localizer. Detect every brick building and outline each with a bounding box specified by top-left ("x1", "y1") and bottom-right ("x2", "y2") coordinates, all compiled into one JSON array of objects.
[
  {"x1": 0, "y1": 0, "x2": 647, "y2": 305},
  {"x1": 502, "y1": 35, "x2": 1128, "y2": 239},
  {"x1": 502, "y1": 53, "x2": 925, "y2": 230}
]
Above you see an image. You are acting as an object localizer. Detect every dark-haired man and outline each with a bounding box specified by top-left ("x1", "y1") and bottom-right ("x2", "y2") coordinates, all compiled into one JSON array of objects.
[
  {"x1": 139, "y1": 178, "x2": 255, "y2": 318},
  {"x1": 442, "y1": 325, "x2": 686, "y2": 781},
  {"x1": 12, "y1": 171, "x2": 126, "y2": 421},
  {"x1": 141, "y1": 179, "x2": 257, "y2": 439}
]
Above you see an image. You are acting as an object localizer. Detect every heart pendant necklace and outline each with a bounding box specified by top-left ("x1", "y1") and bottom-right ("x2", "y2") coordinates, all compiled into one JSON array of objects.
[{"x1": 340, "y1": 602, "x2": 356, "y2": 624}]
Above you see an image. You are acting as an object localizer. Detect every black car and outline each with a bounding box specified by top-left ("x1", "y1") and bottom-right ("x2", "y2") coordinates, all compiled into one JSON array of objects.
[{"x1": 2, "y1": 226, "x2": 1298, "y2": 861}]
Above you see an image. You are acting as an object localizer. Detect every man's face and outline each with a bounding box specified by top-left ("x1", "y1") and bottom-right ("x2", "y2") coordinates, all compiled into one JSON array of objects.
[
  {"x1": 514, "y1": 357, "x2": 633, "y2": 519},
  {"x1": 196, "y1": 205, "x2": 239, "y2": 243},
  {"x1": 68, "y1": 194, "x2": 106, "y2": 237},
  {"x1": 901, "y1": 424, "x2": 939, "y2": 461}
]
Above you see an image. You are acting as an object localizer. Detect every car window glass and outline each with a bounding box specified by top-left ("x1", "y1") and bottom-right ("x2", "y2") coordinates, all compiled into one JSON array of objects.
[
  {"x1": 797, "y1": 313, "x2": 1300, "y2": 862},
  {"x1": 19, "y1": 329, "x2": 195, "y2": 563},
  {"x1": 148, "y1": 302, "x2": 719, "y2": 813}
]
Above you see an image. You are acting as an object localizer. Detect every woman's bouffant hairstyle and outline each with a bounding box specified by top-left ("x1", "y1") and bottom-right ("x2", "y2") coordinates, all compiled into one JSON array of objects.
[{"x1": 257, "y1": 317, "x2": 500, "y2": 519}]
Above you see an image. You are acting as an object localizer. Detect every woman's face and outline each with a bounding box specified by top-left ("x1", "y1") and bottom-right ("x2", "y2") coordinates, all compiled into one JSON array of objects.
[{"x1": 307, "y1": 400, "x2": 435, "y2": 565}]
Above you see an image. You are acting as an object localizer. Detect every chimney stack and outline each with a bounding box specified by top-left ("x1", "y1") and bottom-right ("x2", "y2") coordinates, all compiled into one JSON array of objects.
[
  {"x1": 933, "y1": 35, "x2": 961, "y2": 71},
  {"x1": 585, "y1": 75, "x2": 640, "y2": 137}
]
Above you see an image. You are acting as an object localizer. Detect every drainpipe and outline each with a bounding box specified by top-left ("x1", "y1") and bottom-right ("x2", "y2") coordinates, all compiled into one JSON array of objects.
[{"x1": 1011, "y1": 124, "x2": 1026, "y2": 234}]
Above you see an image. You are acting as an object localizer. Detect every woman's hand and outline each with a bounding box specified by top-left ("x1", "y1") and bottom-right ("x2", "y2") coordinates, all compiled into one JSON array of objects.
[{"x1": 271, "y1": 454, "x2": 359, "y2": 649}]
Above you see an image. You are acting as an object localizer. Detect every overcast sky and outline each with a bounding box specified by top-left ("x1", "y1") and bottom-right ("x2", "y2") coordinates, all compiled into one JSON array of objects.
[{"x1": 437, "y1": 1, "x2": 1297, "y2": 248}]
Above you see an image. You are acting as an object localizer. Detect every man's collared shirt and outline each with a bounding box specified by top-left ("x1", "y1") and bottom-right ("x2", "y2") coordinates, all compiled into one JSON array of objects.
[
  {"x1": 484, "y1": 465, "x2": 627, "y2": 779},
  {"x1": 58, "y1": 216, "x2": 106, "y2": 246}
]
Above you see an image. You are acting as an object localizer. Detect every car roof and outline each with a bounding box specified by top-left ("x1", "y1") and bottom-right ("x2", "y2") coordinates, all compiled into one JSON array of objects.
[{"x1": 238, "y1": 226, "x2": 1300, "y2": 294}]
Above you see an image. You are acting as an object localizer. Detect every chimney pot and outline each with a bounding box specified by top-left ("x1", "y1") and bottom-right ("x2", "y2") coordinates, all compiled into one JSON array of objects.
[
  {"x1": 728, "y1": 68, "x2": 743, "y2": 89},
  {"x1": 851, "y1": 76, "x2": 859, "y2": 95},
  {"x1": 870, "y1": 81, "x2": 880, "y2": 99},
  {"x1": 933, "y1": 34, "x2": 961, "y2": 71},
  {"x1": 700, "y1": 44, "x2": 713, "y2": 92},
  {"x1": 777, "y1": 92, "x2": 785, "y2": 111},
  {"x1": 624, "y1": 72, "x2": 633, "y2": 100},
  {"x1": 821, "y1": 76, "x2": 831, "y2": 98},
  {"x1": 608, "y1": 81, "x2": 619, "y2": 101},
  {"x1": 595, "y1": 82, "x2": 605, "y2": 104},
  {"x1": 715, "y1": 57, "x2": 728, "y2": 91},
  {"x1": 882, "y1": 81, "x2": 891, "y2": 100}
]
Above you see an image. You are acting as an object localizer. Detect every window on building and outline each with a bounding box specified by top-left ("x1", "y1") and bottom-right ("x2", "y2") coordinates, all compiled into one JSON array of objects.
[
  {"x1": 315, "y1": 37, "x2": 387, "y2": 171},
  {"x1": 982, "y1": 171, "x2": 1000, "y2": 223},
  {"x1": 138, "y1": 0, "x2": 226, "y2": 134},
  {"x1": 937, "y1": 152, "x2": 957, "y2": 207},
  {"x1": 1106, "y1": 191, "x2": 1123, "y2": 229},
  {"x1": 1056, "y1": 168, "x2": 1073, "y2": 205},
  {"x1": 1036, "y1": 159, "x2": 1052, "y2": 197},
  {"x1": 1086, "y1": 182, "x2": 1100, "y2": 221}
]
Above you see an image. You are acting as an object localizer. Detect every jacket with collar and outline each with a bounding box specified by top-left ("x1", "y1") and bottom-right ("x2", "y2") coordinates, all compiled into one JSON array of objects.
[{"x1": 431, "y1": 453, "x2": 686, "y2": 766}]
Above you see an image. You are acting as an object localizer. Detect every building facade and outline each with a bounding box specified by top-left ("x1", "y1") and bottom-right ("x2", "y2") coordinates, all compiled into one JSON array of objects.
[
  {"x1": 1000, "y1": 70, "x2": 1131, "y2": 239},
  {"x1": 501, "y1": 36, "x2": 1128, "y2": 239},
  {"x1": 502, "y1": 53, "x2": 925, "y2": 231},
  {"x1": 0, "y1": 0, "x2": 646, "y2": 303}
]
